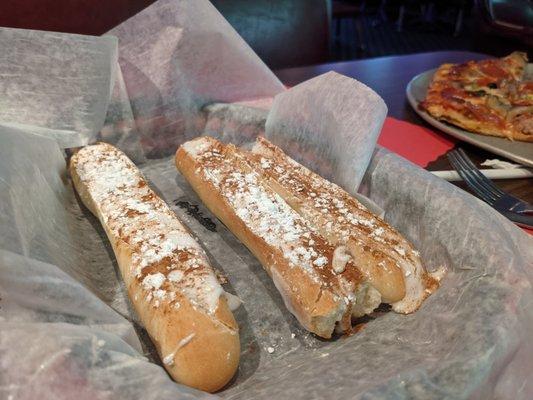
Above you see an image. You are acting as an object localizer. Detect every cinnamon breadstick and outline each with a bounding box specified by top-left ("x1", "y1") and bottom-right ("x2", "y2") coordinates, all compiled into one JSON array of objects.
[
  {"x1": 70, "y1": 143, "x2": 239, "y2": 392},
  {"x1": 249, "y1": 137, "x2": 442, "y2": 313}
]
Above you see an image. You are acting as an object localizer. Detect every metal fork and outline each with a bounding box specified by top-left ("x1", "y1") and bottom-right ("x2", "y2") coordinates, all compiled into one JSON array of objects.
[{"x1": 448, "y1": 148, "x2": 533, "y2": 229}]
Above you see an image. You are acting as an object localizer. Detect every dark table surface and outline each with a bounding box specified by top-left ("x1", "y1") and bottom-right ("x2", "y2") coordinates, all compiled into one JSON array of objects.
[{"x1": 275, "y1": 51, "x2": 533, "y2": 205}]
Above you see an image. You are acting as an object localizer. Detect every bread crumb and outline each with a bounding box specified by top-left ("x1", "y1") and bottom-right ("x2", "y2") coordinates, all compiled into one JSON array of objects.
[
  {"x1": 291, "y1": 333, "x2": 296, "y2": 339},
  {"x1": 332, "y1": 246, "x2": 351, "y2": 274},
  {"x1": 215, "y1": 269, "x2": 228, "y2": 284},
  {"x1": 267, "y1": 346, "x2": 275, "y2": 354}
]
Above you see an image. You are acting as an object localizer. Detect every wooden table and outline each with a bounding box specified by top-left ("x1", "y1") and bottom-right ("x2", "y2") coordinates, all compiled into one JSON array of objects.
[{"x1": 275, "y1": 51, "x2": 533, "y2": 204}]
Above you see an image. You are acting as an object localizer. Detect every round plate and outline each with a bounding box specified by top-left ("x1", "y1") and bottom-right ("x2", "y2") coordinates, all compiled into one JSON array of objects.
[{"x1": 406, "y1": 69, "x2": 533, "y2": 167}]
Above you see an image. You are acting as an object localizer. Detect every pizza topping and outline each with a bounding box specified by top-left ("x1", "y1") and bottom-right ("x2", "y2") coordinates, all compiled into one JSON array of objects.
[
  {"x1": 513, "y1": 115, "x2": 533, "y2": 136},
  {"x1": 441, "y1": 87, "x2": 465, "y2": 102},
  {"x1": 465, "y1": 103, "x2": 505, "y2": 128},
  {"x1": 507, "y1": 106, "x2": 533, "y2": 121},
  {"x1": 486, "y1": 96, "x2": 511, "y2": 116},
  {"x1": 508, "y1": 82, "x2": 533, "y2": 106},
  {"x1": 478, "y1": 61, "x2": 509, "y2": 80},
  {"x1": 471, "y1": 90, "x2": 487, "y2": 97},
  {"x1": 449, "y1": 63, "x2": 467, "y2": 78},
  {"x1": 441, "y1": 87, "x2": 483, "y2": 102}
]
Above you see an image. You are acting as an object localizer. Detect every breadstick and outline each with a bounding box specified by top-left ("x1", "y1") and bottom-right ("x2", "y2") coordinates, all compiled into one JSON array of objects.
[
  {"x1": 250, "y1": 137, "x2": 442, "y2": 313},
  {"x1": 70, "y1": 142, "x2": 239, "y2": 392}
]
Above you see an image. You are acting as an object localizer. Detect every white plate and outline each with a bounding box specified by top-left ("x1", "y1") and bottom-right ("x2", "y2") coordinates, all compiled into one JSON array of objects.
[{"x1": 406, "y1": 68, "x2": 533, "y2": 167}]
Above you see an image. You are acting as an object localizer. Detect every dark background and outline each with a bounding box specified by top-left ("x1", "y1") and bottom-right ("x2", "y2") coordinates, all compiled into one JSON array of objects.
[{"x1": 0, "y1": 0, "x2": 531, "y2": 69}]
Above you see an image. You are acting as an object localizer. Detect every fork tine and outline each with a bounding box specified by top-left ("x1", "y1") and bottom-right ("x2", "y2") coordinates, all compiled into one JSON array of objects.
[
  {"x1": 449, "y1": 152, "x2": 499, "y2": 203},
  {"x1": 447, "y1": 153, "x2": 485, "y2": 199},
  {"x1": 451, "y1": 149, "x2": 500, "y2": 199},
  {"x1": 448, "y1": 152, "x2": 497, "y2": 204},
  {"x1": 456, "y1": 149, "x2": 505, "y2": 197},
  {"x1": 457, "y1": 149, "x2": 505, "y2": 197}
]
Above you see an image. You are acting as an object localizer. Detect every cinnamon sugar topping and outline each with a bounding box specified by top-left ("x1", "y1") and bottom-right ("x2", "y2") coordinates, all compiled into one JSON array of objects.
[{"x1": 73, "y1": 143, "x2": 225, "y2": 314}]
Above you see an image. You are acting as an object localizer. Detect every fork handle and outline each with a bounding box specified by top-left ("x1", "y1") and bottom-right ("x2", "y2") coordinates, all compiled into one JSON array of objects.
[{"x1": 501, "y1": 211, "x2": 533, "y2": 229}]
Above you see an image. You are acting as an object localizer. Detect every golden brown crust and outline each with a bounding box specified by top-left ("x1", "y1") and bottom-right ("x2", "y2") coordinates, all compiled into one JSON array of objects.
[
  {"x1": 246, "y1": 138, "x2": 406, "y2": 303},
  {"x1": 70, "y1": 143, "x2": 239, "y2": 393},
  {"x1": 249, "y1": 137, "x2": 441, "y2": 313},
  {"x1": 175, "y1": 138, "x2": 352, "y2": 338},
  {"x1": 421, "y1": 52, "x2": 533, "y2": 142}
]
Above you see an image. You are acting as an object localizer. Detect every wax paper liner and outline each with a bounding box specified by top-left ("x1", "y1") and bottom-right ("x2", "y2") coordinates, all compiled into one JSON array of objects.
[
  {"x1": 2, "y1": 121, "x2": 531, "y2": 399},
  {"x1": 265, "y1": 70, "x2": 387, "y2": 191},
  {"x1": 102, "y1": 0, "x2": 284, "y2": 160},
  {"x1": 0, "y1": 27, "x2": 117, "y2": 148},
  {"x1": 1, "y1": 0, "x2": 533, "y2": 398},
  {"x1": 0, "y1": 125, "x2": 214, "y2": 400}
]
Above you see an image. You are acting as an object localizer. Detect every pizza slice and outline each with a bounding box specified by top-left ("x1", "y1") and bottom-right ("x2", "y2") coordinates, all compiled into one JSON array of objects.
[{"x1": 420, "y1": 52, "x2": 532, "y2": 142}]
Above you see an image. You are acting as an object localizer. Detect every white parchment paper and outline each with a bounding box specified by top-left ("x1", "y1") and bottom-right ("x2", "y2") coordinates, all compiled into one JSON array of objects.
[
  {"x1": 265, "y1": 71, "x2": 387, "y2": 191},
  {"x1": 104, "y1": 0, "x2": 284, "y2": 160},
  {"x1": 1, "y1": 0, "x2": 532, "y2": 399},
  {"x1": 0, "y1": 27, "x2": 117, "y2": 148}
]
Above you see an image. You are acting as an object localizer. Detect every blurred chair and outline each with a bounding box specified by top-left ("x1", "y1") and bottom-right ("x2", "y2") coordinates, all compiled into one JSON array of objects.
[
  {"x1": 0, "y1": 0, "x2": 157, "y2": 35},
  {"x1": 396, "y1": 1, "x2": 433, "y2": 32},
  {"x1": 393, "y1": 0, "x2": 470, "y2": 36},
  {"x1": 210, "y1": 0, "x2": 331, "y2": 69},
  {"x1": 450, "y1": 0, "x2": 469, "y2": 36},
  {"x1": 436, "y1": 0, "x2": 471, "y2": 37},
  {"x1": 0, "y1": 0, "x2": 330, "y2": 69},
  {"x1": 474, "y1": 0, "x2": 533, "y2": 46}
]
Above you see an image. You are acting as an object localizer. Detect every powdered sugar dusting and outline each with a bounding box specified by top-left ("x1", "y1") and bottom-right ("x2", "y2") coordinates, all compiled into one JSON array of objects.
[
  {"x1": 332, "y1": 246, "x2": 351, "y2": 274},
  {"x1": 250, "y1": 137, "x2": 438, "y2": 312},
  {"x1": 182, "y1": 138, "x2": 387, "y2": 335},
  {"x1": 72, "y1": 143, "x2": 224, "y2": 315},
  {"x1": 313, "y1": 256, "x2": 328, "y2": 267},
  {"x1": 250, "y1": 137, "x2": 420, "y2": 262},
  {"x1": 184, "y1": 139, "x2": 350, "y2": 288},
  {"x1": 143, "y1": 273, "x2": 165, "y2": 290},
  {"x1": 182, "y1": 138, "x2": 215, "y2": 156},
  {"x1": 168, "y1": 270, "x2": 184, "y2": 282},
  {"x1": 227, "y1": 169, "x2": 322, "y2": 280}
]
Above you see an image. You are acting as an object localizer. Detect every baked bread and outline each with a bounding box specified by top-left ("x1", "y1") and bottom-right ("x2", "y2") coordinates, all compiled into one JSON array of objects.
[
  {"x1": 175, "y1": 137, "x2": 442, "y2": 338},
  {"x1": 70, "y1": 143, "x2": 240, "y2": 393},
  {"x1": 249, "y1": 137, "x2": 441, "y2": 313}
]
